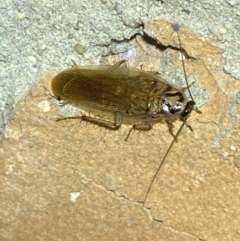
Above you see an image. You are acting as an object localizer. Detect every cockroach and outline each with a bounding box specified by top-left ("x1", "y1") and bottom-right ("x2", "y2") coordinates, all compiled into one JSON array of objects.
[{"x1": 51, "y1": 24, "x2": 201, "y2": 205}]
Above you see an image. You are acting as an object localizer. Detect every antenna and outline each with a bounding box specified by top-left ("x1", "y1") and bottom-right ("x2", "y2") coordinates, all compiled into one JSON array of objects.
[
  {"x1": 143, "y1": 121, "x2": 186, "y2": 205},
  {"x1": 173, "y1": 24, "x2": 195, "y2": 102},
  {"x1": 143, "y1": 23, "x2": 201, "y2": 206}
]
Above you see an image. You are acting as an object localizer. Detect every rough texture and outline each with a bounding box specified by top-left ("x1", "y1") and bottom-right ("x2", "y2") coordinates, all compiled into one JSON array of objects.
[
  {"x1": 1, "y1": 1, "x2": 240, "y2": 241},
  {"x1": 1, "y1": 0, "x2": 240, "y2": 137}
]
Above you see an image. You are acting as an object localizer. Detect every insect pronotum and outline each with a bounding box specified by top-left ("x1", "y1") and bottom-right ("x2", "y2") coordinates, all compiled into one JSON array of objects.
[{"x1": 51, "y1": 24, "x2": 201, "y2": 205}]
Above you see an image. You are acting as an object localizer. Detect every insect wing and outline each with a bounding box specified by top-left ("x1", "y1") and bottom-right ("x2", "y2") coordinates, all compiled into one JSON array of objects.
[{"x1": 52, "y1": 63, "x2": 169, "y2": 117}]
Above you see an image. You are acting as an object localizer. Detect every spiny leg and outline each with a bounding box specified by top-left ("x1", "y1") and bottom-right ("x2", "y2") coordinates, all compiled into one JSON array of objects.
[
  {"x1": 185, "y1": 121, "x2": 194, "y2": 132},
  {"x1": 125, "y1": 122, "x2": 153, "y2": 141},
  {"x1": 166, "y1": 120, "x2": 195, "y2": 143},
  {"x1": 166, "y1": 120, "x2": 178, "y2": 142},
  {"x1": 56, "y1": 112, "x2": 123, "y2": 130}
]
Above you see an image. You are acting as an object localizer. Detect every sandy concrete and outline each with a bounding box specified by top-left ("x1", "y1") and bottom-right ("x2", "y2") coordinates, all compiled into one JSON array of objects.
[{"x1": 1, "y1": 18, "x2": 240, "y2": 241}]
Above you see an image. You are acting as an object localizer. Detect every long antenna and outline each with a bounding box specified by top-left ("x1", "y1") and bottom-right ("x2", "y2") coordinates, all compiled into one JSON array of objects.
[
  {"x1": 143, "y1": 121, "x2": 186, "y2": 205},
  {"x1": 143, "y1": 24, "x2": 196, "y2": 206},
  {"x1": 174, "y1": 26, "x2": 195, "y2": 102},
  {"x1": 173, "y1": 24, "x2": 202, "y2": 115}
]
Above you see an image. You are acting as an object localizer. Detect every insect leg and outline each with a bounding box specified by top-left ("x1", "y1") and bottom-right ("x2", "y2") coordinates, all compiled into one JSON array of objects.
[
  {"x1": 184, "y1": 122, "x2": 193, "y2": 132},
  {"x1": 166, "y1": 120, "x2": 178, "y2": 141},
  {"x1": 56, "y1": 116, "x2": 83, "y2": 122},
  {"x1": 124, "y1": 122, "x2": 153, "y2": 141},
  {"x1": 181, "y1": 81, "x2": 195, "y2": 92},
  {"x1": 56, "y1": 112, "x2": 123, "y2": 130},
  {"x1": 110, "y1": 60, "x2": 128, "y2": 69}
]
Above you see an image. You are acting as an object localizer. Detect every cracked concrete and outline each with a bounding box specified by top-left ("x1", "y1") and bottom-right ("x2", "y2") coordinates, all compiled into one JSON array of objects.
[{"x1": 1, "y1": 2, "x2": 240, "y2": 241}]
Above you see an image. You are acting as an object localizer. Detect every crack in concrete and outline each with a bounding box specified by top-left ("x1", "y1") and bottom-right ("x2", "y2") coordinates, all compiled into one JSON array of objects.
[{"x1": 90, "y1": 178, "x2": 205, "y2": 240}]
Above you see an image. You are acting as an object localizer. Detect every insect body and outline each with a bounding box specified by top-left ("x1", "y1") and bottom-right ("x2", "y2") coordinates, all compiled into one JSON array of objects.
[{"x1": 52, "y1": 61, "x2": 195, "y2": 139}]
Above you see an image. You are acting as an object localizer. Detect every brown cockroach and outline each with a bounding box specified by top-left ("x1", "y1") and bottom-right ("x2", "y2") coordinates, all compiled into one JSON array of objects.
[{"x1": 51, "y1": 24, "x2": 201, "y2": 205}]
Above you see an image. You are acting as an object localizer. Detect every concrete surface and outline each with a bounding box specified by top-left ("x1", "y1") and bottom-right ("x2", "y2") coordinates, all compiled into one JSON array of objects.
[{"x1": 1, "y1": 1, "x2": 240, "y2": 241}]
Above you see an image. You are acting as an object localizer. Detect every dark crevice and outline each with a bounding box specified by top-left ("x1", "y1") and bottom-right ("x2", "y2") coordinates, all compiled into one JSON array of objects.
[
  {"x1": 141, "y1": 31, "x2": 195, "y2": 61},
  {"x1": 99, "y1": 21, "x2": 196, "y2": 61},
  {"x1": 141, "y1": 34, "x2": 168, "y2": 51},
  {"x1": 107, "y1": 31, "x2": 195, "y2": 61}
]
